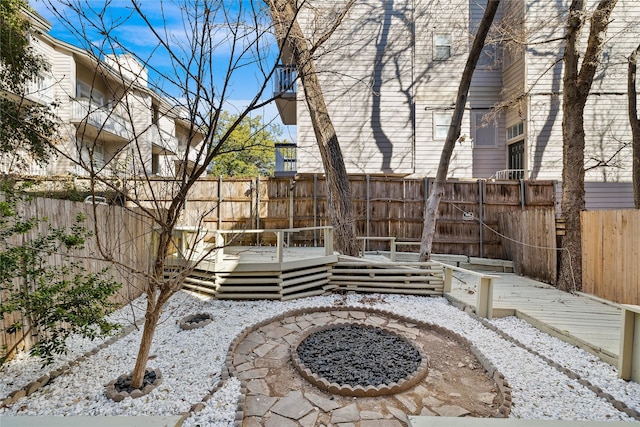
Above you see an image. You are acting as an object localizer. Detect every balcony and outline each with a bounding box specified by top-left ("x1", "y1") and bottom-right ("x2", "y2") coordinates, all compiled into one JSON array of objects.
[
  {"x1": 275, "y1": 143, "x2": 297, "y2": 177},
  {"x1": 274, "y1": 65, "x2": 297, "y2": 125},
  {"x1": 71, "y1": 99, "x2": 133, "y2": 142},
  {"x1": 26, "y1": 74, "x2": 54, "y2": 104},
  {"x1": 150, "y1": 124, "x2": 179, "y2": 155}
]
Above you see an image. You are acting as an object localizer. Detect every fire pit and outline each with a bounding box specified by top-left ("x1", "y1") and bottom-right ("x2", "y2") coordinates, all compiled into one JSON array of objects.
[{"x1": 291, "y1": 322, "x2": 429, "y2": 397}]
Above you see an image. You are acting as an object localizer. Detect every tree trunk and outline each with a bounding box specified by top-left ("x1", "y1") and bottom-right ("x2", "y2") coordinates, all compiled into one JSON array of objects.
[
  {"x1": 559, "y1": 0, "x2": 617, "y2": 291},
  {"x1": 419, "y1": 1, "x2": 500, "y2": 262},
  {"x1": 267, "y1": 0, "x2": 359, "y2": 256},
  {"x1": 629, "y1": 44, "x2": 640, "y2": 209},
  {"x1": 130, "y1": 291, "x2": 161, "y2": 389}
]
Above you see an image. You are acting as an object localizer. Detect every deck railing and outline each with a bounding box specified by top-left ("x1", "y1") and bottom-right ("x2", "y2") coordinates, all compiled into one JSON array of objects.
[{"x1": 212, "y1": 226, "x2": 334, "y2": 263}]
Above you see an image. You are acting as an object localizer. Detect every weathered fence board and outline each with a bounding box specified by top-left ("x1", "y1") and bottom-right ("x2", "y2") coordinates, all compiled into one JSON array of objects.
[
  {"x1": 1, "y1": 198, "x2": 153, "y2": 361},
  {"x1": 582, "y1": 210, "x2": 640, "y2": 305},
  {"x1": 499, "y1": 209, "x2": 557, "y2": 285},
  {"x1": 130, "y1": 176, "x2": 555, "y2": 259}
]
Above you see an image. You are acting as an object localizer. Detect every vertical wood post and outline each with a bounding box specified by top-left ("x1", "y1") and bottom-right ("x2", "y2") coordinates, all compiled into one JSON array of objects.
[
  {"x1": 478, "y1": 179, "x2": 484, "y2": 258},
  {"x1": 214, "y1": 231, "x2": 224, "y2": 264},
  {"x1": 366, "y1": 174, "x2": 370, "y2": 252},
  {"x1": 255, "y1": 176, "x2": 261, "y2": 245},
  {"x1": 324, "y1": 227, "x2": 334, "y2": 256},
  {"x1": 476, "y1": 276, "x2": 494, "y2": 319},
  {"x1": 443, "y1": 266, "x2": 453, "y2": 293},
  {"x1": 217, "y1": 176, "x2": 223, "y2": 231},
  {"x1": 289, "y1": 178, "x2": 294, "y2": 246},
  {"x1": 276, "y1": 230, "x2": 284, "y2": 263},
  {"x1": 313, "y1": 174, "x2": 318, "y2": 247},
  {"x1": 619, "y1": 305, "x2": 640, "y2": 382}
]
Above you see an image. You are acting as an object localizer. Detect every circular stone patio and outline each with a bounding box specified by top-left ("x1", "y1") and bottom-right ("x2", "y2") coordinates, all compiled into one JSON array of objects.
[{"x1": 225, "y1": 306, "x2": 511, "y2": 426}]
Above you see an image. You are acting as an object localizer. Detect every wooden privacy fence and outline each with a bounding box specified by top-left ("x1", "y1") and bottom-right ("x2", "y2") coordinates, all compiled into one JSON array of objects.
[
  {"x1": 582, "y1": 210, "x2": 640, "y2": 305},
  {"x1": 135, "y1": 175, "x2": 556, "y2": 259},
  {"x1": 498, "y1": 209, "x2": 558, "y2": 285},
  {"x1": 1, "y1": 198, "x2": 153, "y2": 360}
]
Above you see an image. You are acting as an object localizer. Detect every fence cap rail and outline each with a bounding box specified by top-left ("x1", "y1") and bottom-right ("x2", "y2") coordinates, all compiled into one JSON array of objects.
[{"x1": 214, "y1": 226, "x2": 333, "y2": 234}]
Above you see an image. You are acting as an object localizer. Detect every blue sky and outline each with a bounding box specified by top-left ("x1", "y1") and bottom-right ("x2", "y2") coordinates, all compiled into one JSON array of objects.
[{"x1": 31, "y1": 0, "x2": 292, "y2": 135}]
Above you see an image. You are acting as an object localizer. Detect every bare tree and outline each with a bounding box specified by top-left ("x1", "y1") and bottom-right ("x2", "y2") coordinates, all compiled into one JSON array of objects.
[
  {"x1": 266, "y1": 0, "x2": 359, "y2": 256},
  {"x1": 559, "y1": 0, "x2": 618, "y2": 292},
  {"x1": 629, "y1": 43, "x2": 640, "y2": 209},
  {"x1": 419, "y1": 0, "x2": 500, "y2": 261},
  {"x1": 41, "y1": 0, "x2": 352, "y2": 390}
]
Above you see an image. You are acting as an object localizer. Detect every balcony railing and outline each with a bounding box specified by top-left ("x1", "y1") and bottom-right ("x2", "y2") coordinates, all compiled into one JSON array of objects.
[
  {"x1": 26, "y1": 75, "x2": 54, "y2": 104},
  {"x1": 150, "y1": 124, "x2": 179, "y2": 154},
  {"x1": 274, "y1": 65, "x2": 297, "y2": 95},
  {"x1": 492, "y1": 169, "x2": 530, "y2": 180},
  {"x1": 71, "y1": 99, "x2": 133, "y2": 141}
]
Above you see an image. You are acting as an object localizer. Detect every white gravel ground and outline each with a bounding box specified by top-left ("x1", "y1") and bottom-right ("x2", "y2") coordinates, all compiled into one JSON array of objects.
[{"x1": 0, "y1": 291, "x2": 638, "y2": 425}]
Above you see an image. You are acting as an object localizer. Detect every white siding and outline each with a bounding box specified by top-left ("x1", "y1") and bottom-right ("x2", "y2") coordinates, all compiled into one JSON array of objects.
[
  {"x1": 523, "y1": 0, "x2": 639, "y2": 184},
  {"x1": 297, "y1": 0, "x2": 415, "y2": 175}
]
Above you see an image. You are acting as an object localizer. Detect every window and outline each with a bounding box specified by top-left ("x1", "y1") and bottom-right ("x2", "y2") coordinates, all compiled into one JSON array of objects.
[
  {"x1": 434, "y1": 34, "x2": 452, "y2": 60},
  {"x1": 76, "y1": 81, "x2": 104, "y2": 107},
  {"x1": 80, "y1": 141, "x2": 105, "y2": 168},
  {"x1": 507, "y1": 122, "x2": 524, "y2": 141},
  {"x1": 473, "y1": 112, "x2": 497, "y2": 147},
  {"x1": 433, "y1": 112, "x2": 451, "y2": 139}
]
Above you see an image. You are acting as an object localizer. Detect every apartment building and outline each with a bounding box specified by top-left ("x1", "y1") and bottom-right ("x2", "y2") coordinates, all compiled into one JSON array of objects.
[
  {"x1": 3, "y1": 8, "x2": 203, "y2": 179},
  {"x1": 274, "y1": 0, "x2": 638, "y2": 208}
]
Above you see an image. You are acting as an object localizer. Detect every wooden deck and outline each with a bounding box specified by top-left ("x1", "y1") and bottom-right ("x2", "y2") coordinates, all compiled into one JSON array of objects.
[{"x1": 445, "y1": 271, "x2": 622, "y2": 366}]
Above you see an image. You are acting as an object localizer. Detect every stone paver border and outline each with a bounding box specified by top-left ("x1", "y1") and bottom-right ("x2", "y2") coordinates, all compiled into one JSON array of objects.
[
  {"x1": 197, "y1": 305, "x2": 513, "y2": 426},
  {"x1": 0, "y1": 322, "x2": 141, "y2": 407}
]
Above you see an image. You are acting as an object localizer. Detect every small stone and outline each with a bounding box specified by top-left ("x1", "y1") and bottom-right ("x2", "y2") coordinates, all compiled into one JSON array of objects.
[
  {"x1": 130, "y1": 389, "x2": 144, "y2": 399},
  {"x1": 420, "y1": 407, "x2": 436, "y2": 416},
  {"x1": 422, "y1": 396, "x2": 443, "y2": 407},
  {"x1": 37, "y1": 375, "x2": 50, "y2": 387},
  {"x1": 478, "y1": 392, "x2": 495, "y2": 405},
  {"x1": 434, "y1": 405, "x2": 470, "y2": 417},
  {"x1": 10, "y1": 389, "x2": 26, "y2": 401},
  {"x1": 270, "y1": 390, "x2": 314, "y2": 420},
  {"x1": 245, "y1": 394, "x2": 278, "y2": 417},
  {"x1": 264, "y1": 413, "x2": 298, "y2": 427},
  {"x1": 331, "y1": 403, "x2": 359, "y2": 423},
  {"x1": 25, "y1": 381, "x2": 40, "y2": 396},
  {"x1": 112, "y1": 392, "x2": 127, "y2": 402},
  {"x1": 360, "y1": 410, "x2": 385, "y2": 420},
  {"x1": 190, "y1": 403, "x2": 206, "y2": 412},
  {"x1": 246, "y1": 379, "x2": 270, "y2": 395},
  {"x1": 395, "y1": 394, "x2": 418, "y2": 413},
  {"x1": 299, "y1": 409, "x2": 319, "y2": 427},
  {"x1": 305, "y1": 392, "x2": 341, "y2": 412},
  {"x1": 387, "y1": 406, "x2": 408, "y2": 424},
  {"x1": 142, "y1": 384, "x2": 155, "y2": 395}
]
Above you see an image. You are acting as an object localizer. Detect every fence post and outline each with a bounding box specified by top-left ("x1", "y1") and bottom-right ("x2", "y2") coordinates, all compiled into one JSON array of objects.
[
  {"x1": 289, "y1": 178, "x2": 294, "y2": 246},
  {"x1": 366, "y1": 174, "x2": 370, "y2": 252},
  {"x1": 478, "y1": 179, "x2": 484, "y2": 258},
  {"x1": 520, "y1": 179, "x2": 526, "y2": 210},
  {"x1": 313, "y1": 174, "x2": 318, "y2": 247}
]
